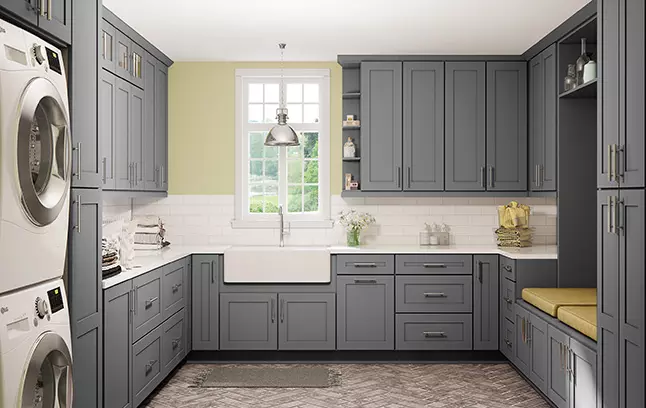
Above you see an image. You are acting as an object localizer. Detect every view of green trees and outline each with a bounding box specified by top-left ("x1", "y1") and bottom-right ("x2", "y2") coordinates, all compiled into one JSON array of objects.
[{"x1": 249, "y1": 132, "x2": 319, "y2": 214}]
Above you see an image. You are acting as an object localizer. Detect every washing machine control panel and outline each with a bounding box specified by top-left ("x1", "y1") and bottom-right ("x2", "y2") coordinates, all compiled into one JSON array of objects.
[
  {"x1": 46, "y1": 287, "x2": 64, "y2": 314},
  {"x1": 35, "y1": 297, "x2": 49, "y2": 319},
  {"x1": 32, "y1": 44, "x2": 47, "y2": 65}
]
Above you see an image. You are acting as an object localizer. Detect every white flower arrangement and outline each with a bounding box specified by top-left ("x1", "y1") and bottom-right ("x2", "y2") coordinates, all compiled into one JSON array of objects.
[{"x1": 338, "y1": 209, "x2": 376, "y2": 232}]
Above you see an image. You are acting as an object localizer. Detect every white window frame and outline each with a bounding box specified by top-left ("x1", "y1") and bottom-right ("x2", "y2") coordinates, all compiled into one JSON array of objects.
[{"x1": 233, "y1": 68, "x2": 332, "y2": 229}]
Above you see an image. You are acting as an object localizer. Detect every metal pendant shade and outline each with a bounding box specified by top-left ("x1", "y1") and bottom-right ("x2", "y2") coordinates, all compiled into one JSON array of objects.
[{"x1": 265, "y1": 44, "x2": 300, "y2": 147}]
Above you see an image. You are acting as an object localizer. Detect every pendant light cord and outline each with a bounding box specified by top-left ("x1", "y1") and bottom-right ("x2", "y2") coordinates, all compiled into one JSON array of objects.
[{"x1": 279, "y1": 43, "x2": 286, "y2": 109}]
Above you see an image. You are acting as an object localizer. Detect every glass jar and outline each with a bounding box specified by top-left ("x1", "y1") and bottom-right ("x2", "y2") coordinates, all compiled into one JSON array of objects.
[
  {"x1": 576, "y1": 38, "x2": 593, "y2": 85},
  {"x1": 564, "y1": 64, "x2": 577, "y2": 91}
]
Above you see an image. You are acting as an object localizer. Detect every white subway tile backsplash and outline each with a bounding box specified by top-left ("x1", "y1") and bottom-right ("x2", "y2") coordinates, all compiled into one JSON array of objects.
[{"x1": 97, "y1": 194, "x2": 559, "y2": 247}]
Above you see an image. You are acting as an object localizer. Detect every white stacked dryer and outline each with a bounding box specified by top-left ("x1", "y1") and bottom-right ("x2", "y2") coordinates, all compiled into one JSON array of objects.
[{"x1": 0, "y1": 18, "x2": 72, "y2": 294}]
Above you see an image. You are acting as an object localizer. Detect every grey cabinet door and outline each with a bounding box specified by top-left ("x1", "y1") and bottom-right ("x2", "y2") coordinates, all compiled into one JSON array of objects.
[
  {"x1": 337, "y1": 276, "x2": 395, "y2": 350},
  {"x1": 528, "y1": 312, "x2": 549, "y2": 394},
  {"x1": 115, "y1": 30, "x2": 132, "y2": 82},
  {"x1": 130, "y1": 42, "x2": 145, "y2": 90},
  {"x1": 486, "y1": 62, "x2": 527, "y2": 191},
  {"x1": 0, "y1": 0, "x2": 38, "y2": 25},
  {"x1": 103, "y1": 280, "x2": 133, "y2": 408},
  {"x1": 619, "y1": 189, "x2": 645, "y2": 408},
  {"x1": 514, "y1": 305, "x2": 531, "y2": 376},
  {"x1": 622, "y1": 0, "x2": 645, "y2": 188},
  {"x1": 529, "y1": 45, "x2": 557, "y2": 192},
  {"x1": 130, "y1": 85, "x2": 145, "y2": 190},
  {"x1": 161, "y1": 310, "x2": 185, "y2": 377},
  {"x1": 445, "y1": 62, "x2": 486, "y2": 191},
  {"x1": 278, "y1": 293, "x2": 335, "y2": 350},
  {"x1": 220, "y1": 293, "x2": 278, "y2": 350},
  {"x1": 473, "y1": 255, "x2": 499, "y2": 350},
  {"x1": 403, "y1": 62, "x2": 444, "y2": 191},
  {"x1": 599, "y1": 0, "x2": 620, "y2": 188},
  {"x1": 569, "y1": 338, "x2": 597, "y2": 408},
  {"x1": 360, "y1": 62, "x2": 403, "y2": 191},
  {"x1": 155, "y1": 60, "x2": 169, "y2": 191},
  {"x1": 70, "y1": 0, "x2": 100, "y2": 188},
  {"x1": 132, "y1": 268, "x2": 163, "y2": 342},
  {"x1": 597, "y1": 190, "x2": 620, "y2": 408},
  {"x1": 143, "y1": 53, "x2": 157, "y2": 190},
  {"x1": 68, "y1": 188, "x2": 103, "y2": 408},
  {"x1": 115, "y1": 77, "x2": 132, "y2": 190},
  {"x1": 38, "y1": 0, "x2": 71, "y2": 44},
  {"x1": 162, "y1": 260, "x2": 186, "y2": 321},
  {"x1": 191, "y1": 255, "x2": 219, "y2": 350},
  {"x1": 101, "y1": 20, "x2": 117, "y2": 72},
  {"x1": 547, "y1": 325, "x2": 569, "y2": 408},
  {"x1": 99, "y1": 70, "x2": 117, "y2": 189}
]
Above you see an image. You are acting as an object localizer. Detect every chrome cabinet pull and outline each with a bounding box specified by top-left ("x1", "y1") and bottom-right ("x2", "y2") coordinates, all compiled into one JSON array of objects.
[
  {"x1": 504, "y1": 297, "x2": 513, "y2": 305},
  {"x1": 407, "y1": 167, "x2": 411, "y2": 188},
  {"x1": 559, "y1": 343, "x2": 564, "y2": 370},
  {"x1": 527, "y1": 321, "x2": 532, "y2": 344},
  {"x1": 607, "y1": 196, "x2": 613, "y2": 234},
  {"x1": 477, "y1": 261, "x2": 483, "y2": 283},
  {"x1": 354, "y1": 279, "x2": 377, "y2": 284},
  {"x1": 73, "y1": 195, "x2": 81, "y2": 233},
  {"x1": 352, "y1": 263, "x2": 377, "y2": 268},
  {"x1": 172, "y1": 338, "x2": 181, "y2": 349},
  {"x1": 210, "y1": 260, "x2": 215, "y2": 283},
  {"x1": 133, "y1": 287, "x2": 138, "y2": 315},
  {"x1": 397, "y1": 167, "x2": 401, "y2": 188},
  {"x1": 521, "y1": 318, "x2": 526, "y2": 343},
  {"x1": 145, "y1": 359, "x2": 158, "y2": 374},
  {"x1": 423, "y1": 332, "x2": 446, "y2": 338},
  {"x1": 270, "y1": 298, "x2": 275, "y2": 323},
  {"x1": 423, "y1": 263, "x2": 447, "y2": 268},
  {"x1": 155, "y1": 166, "x2": 160, "y2": 188},
  {"x1": 39, "y1": 0, "x2": 45, "y2": 16},
  {"x1": 615, "y1": 145, "x2": 623, "y2": 180},
  {"x1": 505, "y1": 339, "x2": 513, "y2": 348},
  {"x1": 488, "y1": 166, "x2": 494, "y2": 188},
  {"x1": 607, "y1": 144, "x2": 613, "y2": 182},
  {"x1": 161, "y1": 165, "x2": 165, "y2": 185},
  {"x1": 46, "y1": 0, "x2": 51, "y2": 19},
  {"x1": 172, "y1": 283, "x2": 182, "y2": 293},
  {"x1": 144, "y1": 297, "x2": 158, "y2": 309},
  {"x1": 535, "y1": 165, "x2": 540, "y2": 187},
  {"x1": 102, "y1": 157, "x2": 107, "y2": 184},
  {"x1": 73, "y1": 142, "x2": 81, "y2": 180},
  {"x1": 610, "y1": 144, "x2": 617, "y2": 182},
  {"x1": 480, "y1": 166, "x2": 486, "y2": 188},
  {"x1": 280, "y1": 299, "x2": 285, "y2": 323},
  {"x1": 616, "y1": 199, "x2": 624, "y2": 235},
  {"x1": 423, "y1": 292, "x2": 446, "y2": 298},
  {"x1": 503, "y1": 265, "x2": 512, "y2": 272}
]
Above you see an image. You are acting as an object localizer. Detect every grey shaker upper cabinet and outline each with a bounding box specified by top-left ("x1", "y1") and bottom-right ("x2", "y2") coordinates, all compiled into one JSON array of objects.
[
  {"x1": 486, "y1": 62, "x2": 527, "y2": 191},
  {"x1": 403, "y1": 62, "x2": 444, "y2": 191},
  {"x1": 0, "y1": 1, "x2": 38, "y2": 26},
  {"x1": 37, "y1": 0, "x2": 71, "y2": 45},
  {"x1": 360, "y1": 62, "x2": 403, "y2": 191},
  {"x1": 143, "y1": 53, "x2": 157, "y2": 191},
  {"x1": 99, "y1": 70, "x2": 117, "y2": 189},
  {"x1": 445, "y1": 62, "x2": 486, "y2": 191},
  {"x1": 529, "y1": 45, "x2": 557, "y2": 192},
  {"x1": 101, "y1": 21, "x2": 117, "y2": 72}
]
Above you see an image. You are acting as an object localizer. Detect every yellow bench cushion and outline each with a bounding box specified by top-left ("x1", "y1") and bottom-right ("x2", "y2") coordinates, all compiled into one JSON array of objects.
[
  {"x1": 521, "y1": 288, "x2": 597, "y2": 317},
  {"x1": 558, "y1": 306, "x2": 597, "y2": 341}
]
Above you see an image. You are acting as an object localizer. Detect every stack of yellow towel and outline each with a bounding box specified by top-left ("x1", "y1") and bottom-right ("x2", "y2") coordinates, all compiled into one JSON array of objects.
[{"x1": 496, "y1": 201, "x2": 533, "y2": 247}]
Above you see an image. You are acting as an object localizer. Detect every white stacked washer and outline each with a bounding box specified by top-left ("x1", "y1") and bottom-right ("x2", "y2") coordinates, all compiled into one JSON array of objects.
[
  {"x1": 0, "y1": 279, "x2": 73, "y2": 407},
  {"x1": 0, "y1": 18, "x2": 72, "y2": 294}
]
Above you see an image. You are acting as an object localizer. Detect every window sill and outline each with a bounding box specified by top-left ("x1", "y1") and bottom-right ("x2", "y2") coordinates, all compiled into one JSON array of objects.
[{"x1": 230, "y1": 219, "x2": 335, "y2": 229}]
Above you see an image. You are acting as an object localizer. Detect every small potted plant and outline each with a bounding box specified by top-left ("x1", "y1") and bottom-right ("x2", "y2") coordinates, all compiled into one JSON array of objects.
[{"x1": 338, "y1": 209, "x2": 376, "y2": 247}]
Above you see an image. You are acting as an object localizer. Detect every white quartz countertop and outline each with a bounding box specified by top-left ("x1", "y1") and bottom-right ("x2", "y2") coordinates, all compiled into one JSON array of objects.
[{"x1": 102, "y1": 244, "x2": 557, "y2": 289}]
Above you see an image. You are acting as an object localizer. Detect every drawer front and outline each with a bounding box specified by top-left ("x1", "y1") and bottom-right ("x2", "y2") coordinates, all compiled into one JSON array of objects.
[
  {"x1": 133, "y1": 325, "x2": 163, "y2": 407},
  {"x1": 162, "y1": 310, "x2": 185, "y2": 376},
  {"x1": 500, "y1": 317, "x2": 515, "y2": 360},
  {"x1": 396, "y1": 255, "x2": 473, "y2": 275},
  {"x1": 500, "y1": 256, "x2": 516, "y2": 281},
  {"x1": 162, "y1": 260, "x2": 186, "y2": 320},
  {"x1": 336, "y1": 255, "x2": 394, "y2": 275},
  {"x1": 396, "y1": 276, "x2": 472, "y2": 313},
  {"x1": 133, "y1": 269, "x2": 163, "y2": 342},
  {"x1": 501, "y1": 277, "x2": 516, "y2": 323},
  {"x1": 396, "y1": 314, "x2": 473, "y2": 350}
]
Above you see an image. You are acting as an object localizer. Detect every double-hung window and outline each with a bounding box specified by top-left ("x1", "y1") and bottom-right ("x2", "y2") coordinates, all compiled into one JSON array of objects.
[{"x1": 234, "y1": 69, "x2": 331, "y2": 227}]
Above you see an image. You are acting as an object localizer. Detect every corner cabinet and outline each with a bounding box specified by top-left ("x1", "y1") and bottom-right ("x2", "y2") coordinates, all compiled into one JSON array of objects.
[
  {"x1": 529, "y1": 44, "x2": 557, "y2": 192},
  {"x1": 360, "y1": 62, "x2": 403, "y2": 191}
]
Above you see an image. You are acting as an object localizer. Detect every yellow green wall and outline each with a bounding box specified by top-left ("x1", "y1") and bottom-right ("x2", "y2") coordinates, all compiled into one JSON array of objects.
[{"x1": 168, "y1": 62, "x2": 343, "y2": 195}]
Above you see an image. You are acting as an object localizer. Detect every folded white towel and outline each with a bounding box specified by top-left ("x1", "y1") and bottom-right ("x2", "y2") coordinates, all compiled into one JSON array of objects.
[
  {"x1": 135, "y1": 226, "x2": 161, "y2": 234},
  {"x1": 136, "y1": 216, "x2": 161, "y2": 228},
  {"x1": 134, "y1": 243, "x2": 163, "y2": 251},
  {"x1": 135, "y1": 233, "x2": 162, "y2": 245}
]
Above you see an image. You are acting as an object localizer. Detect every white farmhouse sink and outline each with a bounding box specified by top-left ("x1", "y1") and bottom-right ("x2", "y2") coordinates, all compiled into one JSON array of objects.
[{"x1": 223, "y1": 246, "x2": 331, "y2": 283}]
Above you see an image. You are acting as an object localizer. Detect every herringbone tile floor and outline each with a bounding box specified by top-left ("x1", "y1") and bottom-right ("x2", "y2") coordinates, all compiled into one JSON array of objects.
[{"x1": 143, "y1": 363, "x2": 550, "y2": 408}]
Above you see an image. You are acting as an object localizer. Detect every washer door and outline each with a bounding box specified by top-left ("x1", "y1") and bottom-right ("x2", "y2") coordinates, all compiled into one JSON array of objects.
[
  {"x1": 17, "y1": 77, "x2": 71, "y2": 227},
  {"x1": 20, "y1": 331, "x2": 73, "y2": 408}
]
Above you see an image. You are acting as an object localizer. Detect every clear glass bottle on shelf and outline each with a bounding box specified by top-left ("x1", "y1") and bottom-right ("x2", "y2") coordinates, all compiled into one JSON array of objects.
[
  {"x1": 576, "y1": 38, "x2": 593, "y2": 85},
  {"x1": 564, "y1": 64, "x2": 577, "y2": 91}
]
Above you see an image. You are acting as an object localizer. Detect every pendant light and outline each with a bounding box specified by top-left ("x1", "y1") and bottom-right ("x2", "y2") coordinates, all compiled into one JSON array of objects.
[{"x1": 264, "y1": 43, "x2": 300, "y2": 147}]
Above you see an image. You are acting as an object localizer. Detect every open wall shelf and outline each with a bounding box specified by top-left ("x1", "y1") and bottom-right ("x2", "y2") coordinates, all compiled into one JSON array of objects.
[{"x1": 559, "y1": 78, "x2": 597, "y2": 99}]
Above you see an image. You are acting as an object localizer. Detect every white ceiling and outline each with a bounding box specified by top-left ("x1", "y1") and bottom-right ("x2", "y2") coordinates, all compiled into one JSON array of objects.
[{"x1": 103, "y1": 0, "x2": 591, "y2": 62}]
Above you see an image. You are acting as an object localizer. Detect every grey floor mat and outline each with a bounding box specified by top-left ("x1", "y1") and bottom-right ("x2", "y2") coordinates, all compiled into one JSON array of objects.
[{"x1": 198, "y1": 366, "x2": 340, "y2": 388}]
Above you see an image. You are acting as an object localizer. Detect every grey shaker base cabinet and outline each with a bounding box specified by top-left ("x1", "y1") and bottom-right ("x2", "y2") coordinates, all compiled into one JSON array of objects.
[
  {"x1": 219, "y1": 293, "x2": 336, "y2": 351},
  {"x1": 473, "y1": 255, "x2": 499, "y2": 350},
  {"x1": 191, "y1": 255, "x2": 219, "y2": 350},
  {"x1": 396, "y1": 314, "x2": 473, "y2": 351}
]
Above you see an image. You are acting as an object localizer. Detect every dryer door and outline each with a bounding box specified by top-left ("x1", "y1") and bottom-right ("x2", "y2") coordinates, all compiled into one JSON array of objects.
[
  {"x1": 17, "y1": 77, "x2": 71, "y2": 227},
  {"x1": 20, "y1": 331, "x2": 73, "y2": 408}
]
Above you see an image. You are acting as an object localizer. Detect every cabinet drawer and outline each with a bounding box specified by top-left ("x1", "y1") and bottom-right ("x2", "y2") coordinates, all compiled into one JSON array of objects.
[
  {"x1": 396, "y1": 276, "x2": 472, "y2": 313},
  {"x1": 133, "y1": 269, "x2": 163, "y2": 342},
  {"x1": 162, "y1": 310, "x2": 185, "y2": 377},
  {"x1": 396, "y1": 314, "x2": 473, "y2": 350},
  {"x1": 500, "y1": 317, "x2": 515, "y2": 360},
  {"x1": 133, "y1": 325, "x2": 163, "y2": 407},
  {"x1": 336, "y1": 255, "x2": 394, "y2": 275},
  {"x1": 396, "y1": 255, "x2": 472, "y2": 275},
  {"x1": 501, "y1": 277, "x2": 516, "y2": 323},
  {"x1": 500, "y1": 257, "x2": 516, "y2": 281},
  {"x1": 162, "y1": 260, "x2": 186, "y2": 320}
]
